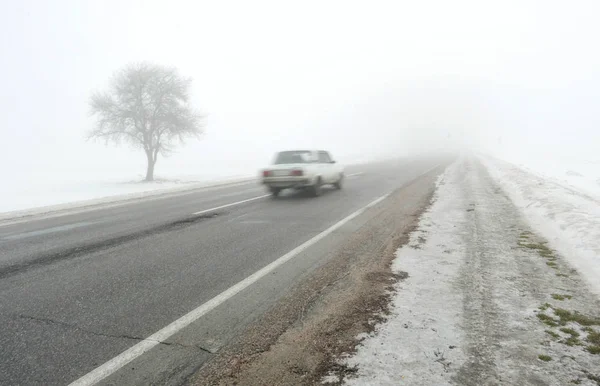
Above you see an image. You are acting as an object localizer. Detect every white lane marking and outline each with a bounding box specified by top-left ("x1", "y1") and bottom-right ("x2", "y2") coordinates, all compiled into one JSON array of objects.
[
  {"x1": 1, "y1": 221, "x2": 100, "y2": 241},
  {"x1": 69, "y1": 193, "x2": 390, "y2": 386},
  {"x1": 192, "y1": 195, "x2": 270, "y2": 216},
  {"x1": 70, "y1": 163, "x2": 446, "y2": 386},
  {"x1": 346, "y1": 172, "x2": 364, "y2": 178}
]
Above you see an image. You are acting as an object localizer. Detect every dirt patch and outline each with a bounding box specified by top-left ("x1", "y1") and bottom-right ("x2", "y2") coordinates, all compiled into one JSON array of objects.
[
  {"x1": 188, "y1": 169, "x2": 441, "y2": 386},
  {"x1": 363, "y1": 270, "x2": 409, "y2": 283}
]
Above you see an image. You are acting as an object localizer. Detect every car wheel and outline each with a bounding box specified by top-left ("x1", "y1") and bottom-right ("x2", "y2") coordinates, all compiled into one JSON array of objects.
[
  {"x1": 270, "y1": 187, "x2": 281, "y2": 197},
  {"x1": 333, "y1": 173, "x2": 344, "y2": 190},
  {"x1": 310, "y1": 178, "x2": 322, "y2": 197}
]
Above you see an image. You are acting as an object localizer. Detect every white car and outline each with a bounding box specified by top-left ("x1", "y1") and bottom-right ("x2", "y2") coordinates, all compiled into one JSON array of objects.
[{"x1": 261, "y1": 150, "x2": 344, "y2": 197}]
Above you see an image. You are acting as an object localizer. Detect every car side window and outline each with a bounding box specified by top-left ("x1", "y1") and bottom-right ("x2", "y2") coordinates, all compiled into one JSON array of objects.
[{"x1": 318, "y1": 151, "x2": 331, "y2": 163}]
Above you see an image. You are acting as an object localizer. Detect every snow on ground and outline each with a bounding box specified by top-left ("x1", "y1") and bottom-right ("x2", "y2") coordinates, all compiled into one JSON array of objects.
[
  {"x1": 0, "y1": 150, "x2": 384, "y2": 215},
  {"x1": 0, "y1": 172, "x2": 254, "y2": 215},
  {"x1": 482, "y1": 155, "x2": 600, "y2": 297},
  {"x1": 490, "y1": 151, "x2": 600, "y2": 200},
  {"x1": 341, "y1": 163, "x2": 467, "y2": 385},
  {"x1": 335, "y1": 157, "x2": 600, "y2": 385}
]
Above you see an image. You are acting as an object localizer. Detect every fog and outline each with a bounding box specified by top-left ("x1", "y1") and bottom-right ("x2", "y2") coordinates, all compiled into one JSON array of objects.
[{"x1": 1, "y1": 0, "x2": 599, "y2": 199}]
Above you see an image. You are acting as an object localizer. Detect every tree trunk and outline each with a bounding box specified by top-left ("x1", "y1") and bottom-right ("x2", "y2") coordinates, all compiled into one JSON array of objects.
[{"x1": 145, "y1": 151, "x2": 155, "y2": 181}]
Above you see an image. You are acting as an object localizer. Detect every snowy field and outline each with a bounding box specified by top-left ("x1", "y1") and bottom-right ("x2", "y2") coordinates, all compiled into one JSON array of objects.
[
  {"x1": 0, "y1": 172, "x2": 255, "y2": 215},
  {"x1": 333, "y1": 157, "x2": 600, "y2": 385},
  {"x1": 0, "y1": 151, "x2": 395, "y2": 215},
  {"x1": 0, "y1": 139, "x2": 265, "y2": 215},
  {"x1": 490, "y1": 152, "x2": 600, "y2": 200}
]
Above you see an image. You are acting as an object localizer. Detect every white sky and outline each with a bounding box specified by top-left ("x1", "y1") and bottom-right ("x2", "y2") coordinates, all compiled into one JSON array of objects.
[{"x1": 1, "y1": 0, "x2": 599, "y2": 184}]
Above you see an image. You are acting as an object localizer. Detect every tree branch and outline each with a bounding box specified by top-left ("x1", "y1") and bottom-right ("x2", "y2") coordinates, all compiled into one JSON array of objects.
[{"x1": 88, "y1": 62, "x2": 204, "y2": 180}]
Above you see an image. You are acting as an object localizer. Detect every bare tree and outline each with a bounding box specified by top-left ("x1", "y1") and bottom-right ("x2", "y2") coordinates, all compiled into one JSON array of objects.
[{"x1": 89, "y1": 63, "x2": 203, "y2": 181}]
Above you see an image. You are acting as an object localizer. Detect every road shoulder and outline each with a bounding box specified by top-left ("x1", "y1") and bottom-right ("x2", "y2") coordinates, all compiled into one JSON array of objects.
[
  {"x1": 339, "y1": 157, "x2": 600, "y2": 385},
  {"x1": 187, "y1": 166, "x2": 443, "y2": 385}
]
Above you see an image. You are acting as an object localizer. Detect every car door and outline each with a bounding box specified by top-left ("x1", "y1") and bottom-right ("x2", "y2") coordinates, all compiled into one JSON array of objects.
[
  {"x1": 324, "y1": 151, "x2": 340, "y2": 182},
  {"x1": 318, "y1": 151, "x2": 335, "y2": 183}
]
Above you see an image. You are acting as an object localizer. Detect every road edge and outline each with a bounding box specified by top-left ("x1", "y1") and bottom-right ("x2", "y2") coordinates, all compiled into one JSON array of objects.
[
  {"x1": 0, "y1": 177, "x2": 257, "y2": 226},
  {"x1": 187, "y1": 164, "x2": 446, "y2": 385}
]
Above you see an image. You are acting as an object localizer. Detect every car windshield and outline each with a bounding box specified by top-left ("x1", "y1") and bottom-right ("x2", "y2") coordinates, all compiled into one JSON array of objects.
[{"x1": 273, "y1": 151, "x2": 313, "y2": 164}]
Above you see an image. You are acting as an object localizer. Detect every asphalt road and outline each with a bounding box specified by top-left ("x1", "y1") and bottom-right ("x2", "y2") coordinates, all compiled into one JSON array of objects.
[{"x1": 0, "y1": 156, "x2": 445, "y2": 385}]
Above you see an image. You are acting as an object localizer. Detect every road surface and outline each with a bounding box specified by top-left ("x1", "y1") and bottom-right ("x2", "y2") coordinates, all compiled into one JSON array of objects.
[{"x1": 0, "y1": 156, "x2": 445, "y2": 385}]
